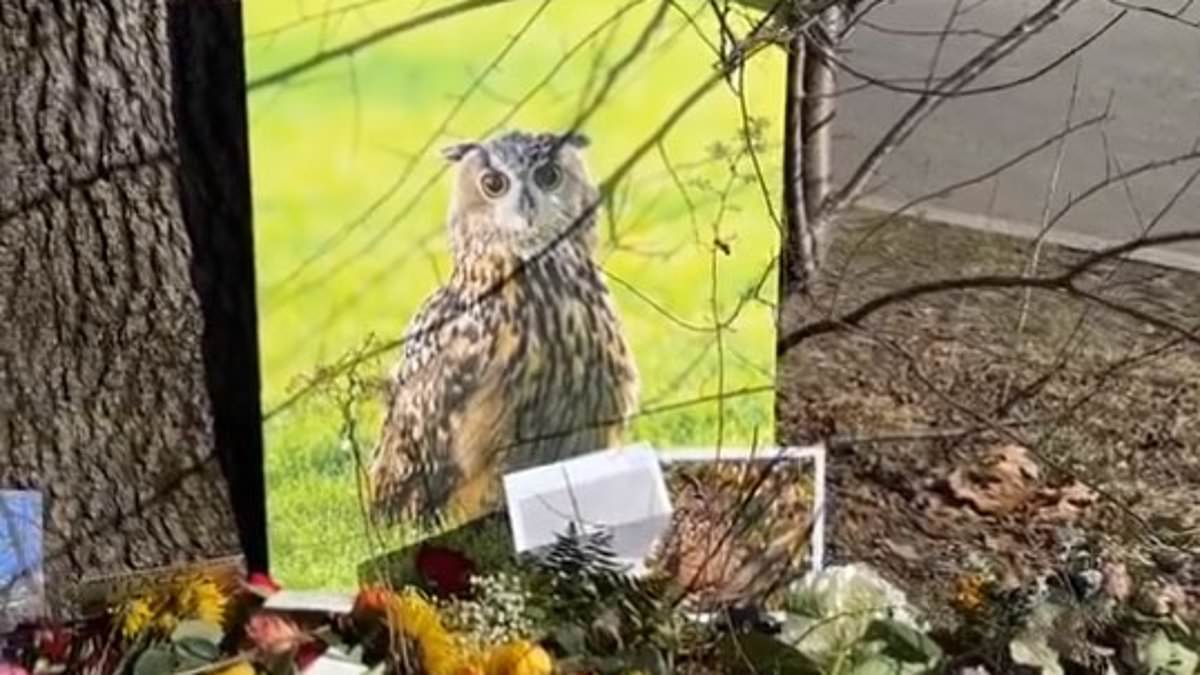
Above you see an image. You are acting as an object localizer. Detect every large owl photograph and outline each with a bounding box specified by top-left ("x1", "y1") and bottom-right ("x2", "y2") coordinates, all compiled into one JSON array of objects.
[{"x1": 245, "y1": 1, "x2": 784, "y2": 589}]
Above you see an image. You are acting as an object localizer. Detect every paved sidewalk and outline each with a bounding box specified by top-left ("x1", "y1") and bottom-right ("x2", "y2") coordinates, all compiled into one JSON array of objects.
[{"x1": 837, "y1": 0, "x2": 1200, "y2": 269}]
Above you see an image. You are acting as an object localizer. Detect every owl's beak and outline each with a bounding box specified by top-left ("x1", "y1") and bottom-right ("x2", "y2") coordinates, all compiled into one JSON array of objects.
[{"x1": 517, "y1": 187, "x2": 536, "y2": 224}]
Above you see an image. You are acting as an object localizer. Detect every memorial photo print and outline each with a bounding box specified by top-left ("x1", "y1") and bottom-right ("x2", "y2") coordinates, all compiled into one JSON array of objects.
[{"x1": 243, "y1": 1, "x2": 782, "y2": 590}]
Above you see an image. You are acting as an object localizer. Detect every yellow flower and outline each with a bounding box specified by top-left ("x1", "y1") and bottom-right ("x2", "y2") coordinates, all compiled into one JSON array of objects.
[
  {"x1": 483, "y1": 640, "x2": 553, "y2": 675},
  {"x1": 382, "y1": 589, "x2": 553, "y2": 675},
  {"x1": 118, "y1": 597, "x2": 156, "y2": 640},
  {"x1": 387, "y1": 590, "x2": 481, "y2": 675},
  {"x1": 153, "y1": 611, "x2": 180, "y2": 635},
  {"x1": 177, "y1": 574, "x2": 229, "y2": 626},
  {"x1": 952, "y1": 574, "x2": 988, "y2": 614},
  {"x1": 115, "y1": 573, "x2": 227, "y2": 642},
  {"x1": 213, "y1": 663, "x2": 256, "y2": 675}
]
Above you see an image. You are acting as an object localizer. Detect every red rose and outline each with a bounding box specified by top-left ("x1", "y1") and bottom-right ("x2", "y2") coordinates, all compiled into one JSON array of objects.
[
  {"x1": 245, "y1": 572, "x2": 282, "y2": 596},
  {"x1": 414, "y1": 544, "x2": 476, "y2": 598},
  {"x1": 34, "y1": 626, "x2": 72, "y2": 662},
  {"x1": 295, "y1": 640, "x2": 328, "y2": 671}
]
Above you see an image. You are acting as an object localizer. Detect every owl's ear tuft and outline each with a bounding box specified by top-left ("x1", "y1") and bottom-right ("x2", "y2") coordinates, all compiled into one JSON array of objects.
[
  {"x1": 561, "y1": 131, "x2": 590, "y2": 150},
  {"x1": 441, "y1": 142, "x2": 480, "y2": 162}
]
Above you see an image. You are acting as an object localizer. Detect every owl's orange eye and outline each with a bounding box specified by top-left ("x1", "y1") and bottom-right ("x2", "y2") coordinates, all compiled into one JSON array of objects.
[{"x1": 479, "y1": 170, "x2": 509, "y2": 198}]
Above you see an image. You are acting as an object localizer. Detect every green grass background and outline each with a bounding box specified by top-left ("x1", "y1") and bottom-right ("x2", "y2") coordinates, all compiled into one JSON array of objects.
[{"x1": 243, "y1": 0, "x2": 786, "y2": 588}]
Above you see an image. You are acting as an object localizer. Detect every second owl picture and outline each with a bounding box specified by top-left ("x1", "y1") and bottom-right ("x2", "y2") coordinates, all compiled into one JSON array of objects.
[{"x1": 245, "y1": 1, "x2": 784, "y2": 589}]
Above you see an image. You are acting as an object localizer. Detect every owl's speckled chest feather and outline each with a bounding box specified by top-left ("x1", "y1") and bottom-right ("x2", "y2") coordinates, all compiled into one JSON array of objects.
[{"x1": 432, "y1": 246, "x2": 639, "y2": 475}]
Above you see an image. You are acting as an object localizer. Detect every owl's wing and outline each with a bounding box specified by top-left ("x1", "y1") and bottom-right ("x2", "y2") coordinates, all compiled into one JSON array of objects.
[
  {"x1": 369, "y1": 289, "x2": 516, "y2": 523},
  {"x1": 378, "y1": 287, "x2": 463, "y2": 391}
]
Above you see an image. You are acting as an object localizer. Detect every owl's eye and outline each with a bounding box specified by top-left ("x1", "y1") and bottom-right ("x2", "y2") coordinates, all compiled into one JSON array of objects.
[
  {"x1": 532, "y1": 163, "x2": 563, "y2": 190},
  {"x1": 479, "y1": 170, "x2": 510, "y2": 198}
]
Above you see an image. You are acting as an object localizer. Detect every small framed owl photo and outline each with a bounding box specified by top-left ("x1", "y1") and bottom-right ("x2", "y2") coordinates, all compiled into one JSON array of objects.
[
  {"x1": 0, "y1": 490, "x2": 46, "y2": 631},
  {"x1": 245, "y1": 2, "x2": 787, "y2": 591}
]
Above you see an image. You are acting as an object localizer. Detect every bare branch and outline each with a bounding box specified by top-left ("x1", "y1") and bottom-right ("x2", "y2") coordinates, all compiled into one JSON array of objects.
[
  {"x1": 264, "y1": 0, "x2": 649, "y2": 311},
  {"x1": 1108, "y1": 0, "x2": 1200, "y2": 27},
  {"x1": 1004, "y1": 59, "x2": 1083, "y2": 402},
  {"x1": 778, "y1": 230, "x2": 1200, "y2": 355},
  {"x1": 825, "y1": 110, "x2": 1108, "y2": 311},
  {"x1": 247, "y1": 0, "x2": 521, "y2": 92},
  {"x1": 264, "y1": 27, "x2": 778, "y2": 420},
  {"x1": 832, "y1": 11, "x2": 1124, "y2": 98},
  {"x1": 261, "y1": 0, "x2": 555, "y2": 299},
  {"x1": 820, "y1": 0, "x2": 1085, "y2": 221}
]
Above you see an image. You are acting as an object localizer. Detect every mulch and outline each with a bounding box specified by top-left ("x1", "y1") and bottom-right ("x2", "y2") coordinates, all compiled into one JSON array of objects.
[{"x1": 775, "y1": 213, "x2": 1200, "y2": 627}]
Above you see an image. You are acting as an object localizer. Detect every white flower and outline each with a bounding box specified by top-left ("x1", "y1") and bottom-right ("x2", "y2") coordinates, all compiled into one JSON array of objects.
[{"x1": 782, "y1": 563, "x2": 925, "y2": 666}]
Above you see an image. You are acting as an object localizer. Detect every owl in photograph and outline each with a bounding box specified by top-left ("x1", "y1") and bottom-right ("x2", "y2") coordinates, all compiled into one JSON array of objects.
[{"x1": 368, "y1": 129, "x2": 641, "y2": 524}]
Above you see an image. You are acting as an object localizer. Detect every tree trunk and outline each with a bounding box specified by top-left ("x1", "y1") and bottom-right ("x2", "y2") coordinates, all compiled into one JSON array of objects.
[
  {"x1": 781, "y1": 27, "x2": 812, "y2": 299},
  {"x1": 802, "y1": 3, "x2": 841, "y2": 234},
  {"x1": 0, "y1": 0, "x2": 266, "y2": 618},
  {"x1": 781, "y1": 2, "x2": 843, "y2": 299}
]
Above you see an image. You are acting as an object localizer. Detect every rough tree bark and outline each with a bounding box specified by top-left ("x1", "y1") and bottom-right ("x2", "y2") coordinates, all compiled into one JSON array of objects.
[
  {"x1": 781, "y1": 23, "x2": 811, "y2": 298},
  {"x1": 0, "y1": 0, "x2": 266, "y2": 617}
]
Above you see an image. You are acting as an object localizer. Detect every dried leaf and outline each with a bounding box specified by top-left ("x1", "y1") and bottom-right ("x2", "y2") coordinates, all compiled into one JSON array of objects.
[
  {"x1": 945, "y1": 445, "x2": 1039, "y2": 516},
  {"x1": 1033, "y1": 481, "x2": 1097, "y2": 523}
]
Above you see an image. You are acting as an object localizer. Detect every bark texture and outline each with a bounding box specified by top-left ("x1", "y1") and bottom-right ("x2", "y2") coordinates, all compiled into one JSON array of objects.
[
  {"x1": 781, "y1": 28, "x2": 810, "y2": 298},
  {"x1": 0, "y1": 0, "x2": 264, "y2": 617}
]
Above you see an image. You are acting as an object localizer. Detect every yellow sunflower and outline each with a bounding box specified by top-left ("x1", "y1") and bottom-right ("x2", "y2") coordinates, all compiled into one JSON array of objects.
[
  {"x1": 482, "y1": 640, "x2": 553, "y2": 675},
  {"x1": 117, "y1": 596, "x2": 158, "y2": 640},
  {"x1": 177, "y1": 573, "x2": 229, "y2": 626},
  {"x1": 387, "y1": 590, "x2": 483, "y2": 675}
]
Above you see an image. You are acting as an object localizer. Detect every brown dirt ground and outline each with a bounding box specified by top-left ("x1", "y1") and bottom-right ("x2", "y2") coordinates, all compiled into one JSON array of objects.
[{"x1": 776, "y1": 213, "x2": 1200, "y2": 628}]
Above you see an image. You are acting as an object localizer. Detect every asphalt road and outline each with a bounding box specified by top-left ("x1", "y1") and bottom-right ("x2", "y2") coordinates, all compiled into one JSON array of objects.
[{"x1": 833, "y1": 0, "x2": 1200, "y2": 268}]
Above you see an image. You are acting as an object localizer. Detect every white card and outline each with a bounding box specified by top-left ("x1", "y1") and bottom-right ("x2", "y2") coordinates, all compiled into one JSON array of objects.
[{"x1": 262, "y1": 588, "x2": 356, "y2": 614}]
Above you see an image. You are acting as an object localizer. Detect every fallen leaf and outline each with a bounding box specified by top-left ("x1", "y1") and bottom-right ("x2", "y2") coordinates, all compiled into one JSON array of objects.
[
  {"x1": 1101, "y1": 561, "x2": 1132, "y2": 601},
  {"x1": 945, "y1": 445, "x2": 1039, "y2": 516},
  {"x1": 883, "y1": 539, "x2": 921, "y2": 563},
  {"x1": 1034, "y1": 481, "x2": 1097, "y2": 523}
]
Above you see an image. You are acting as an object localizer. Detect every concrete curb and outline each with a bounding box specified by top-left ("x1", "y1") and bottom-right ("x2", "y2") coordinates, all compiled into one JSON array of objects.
[{"x1": 858, "y1": 196, "x2": 1200, "y2": 274}]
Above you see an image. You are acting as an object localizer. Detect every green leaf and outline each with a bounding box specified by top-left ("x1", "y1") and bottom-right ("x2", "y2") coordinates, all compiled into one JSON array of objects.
[
  {"x1": 715, "y1": 631, "x2": 824, "y2": 675},
  {"x1": 170, "y1": 619, "x2": 224, "y2": 646},
  {"x1": 1138, "y1": 628, "x2": 1200, "y2": 675},
  {"x1": 862, "y1": 619, "x2": 942, "y2": 664},
  {"x1": 848, "y1": 654, "x2": 935, "y2": 675},
  {"x1": 550, "y1": 622, "x2": 589, "y2": 655},
  {"x1": 1010, "y1": 633, "x2": 1064, "y2": 675},
  {"x1": 626, "y1": 645, "x2": 670, "y2": 675},
  {"x1": 174, "y1": 635, "x2": 223, "y2": 664},
  {"x1": 264, "y1": 650, "x2": 301, "y2": 675},
  {"x1": 555, "y1": 654, "x2": 638, "y2": 674},
  {"x1": 132, "y1": 646, "x2": 177, "y2": 675}
]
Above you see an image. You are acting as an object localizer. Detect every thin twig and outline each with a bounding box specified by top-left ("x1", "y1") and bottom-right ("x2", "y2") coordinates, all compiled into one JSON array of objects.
[{"x1": 778, "y1": 230, "x2": 1200, "y2": 354}]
